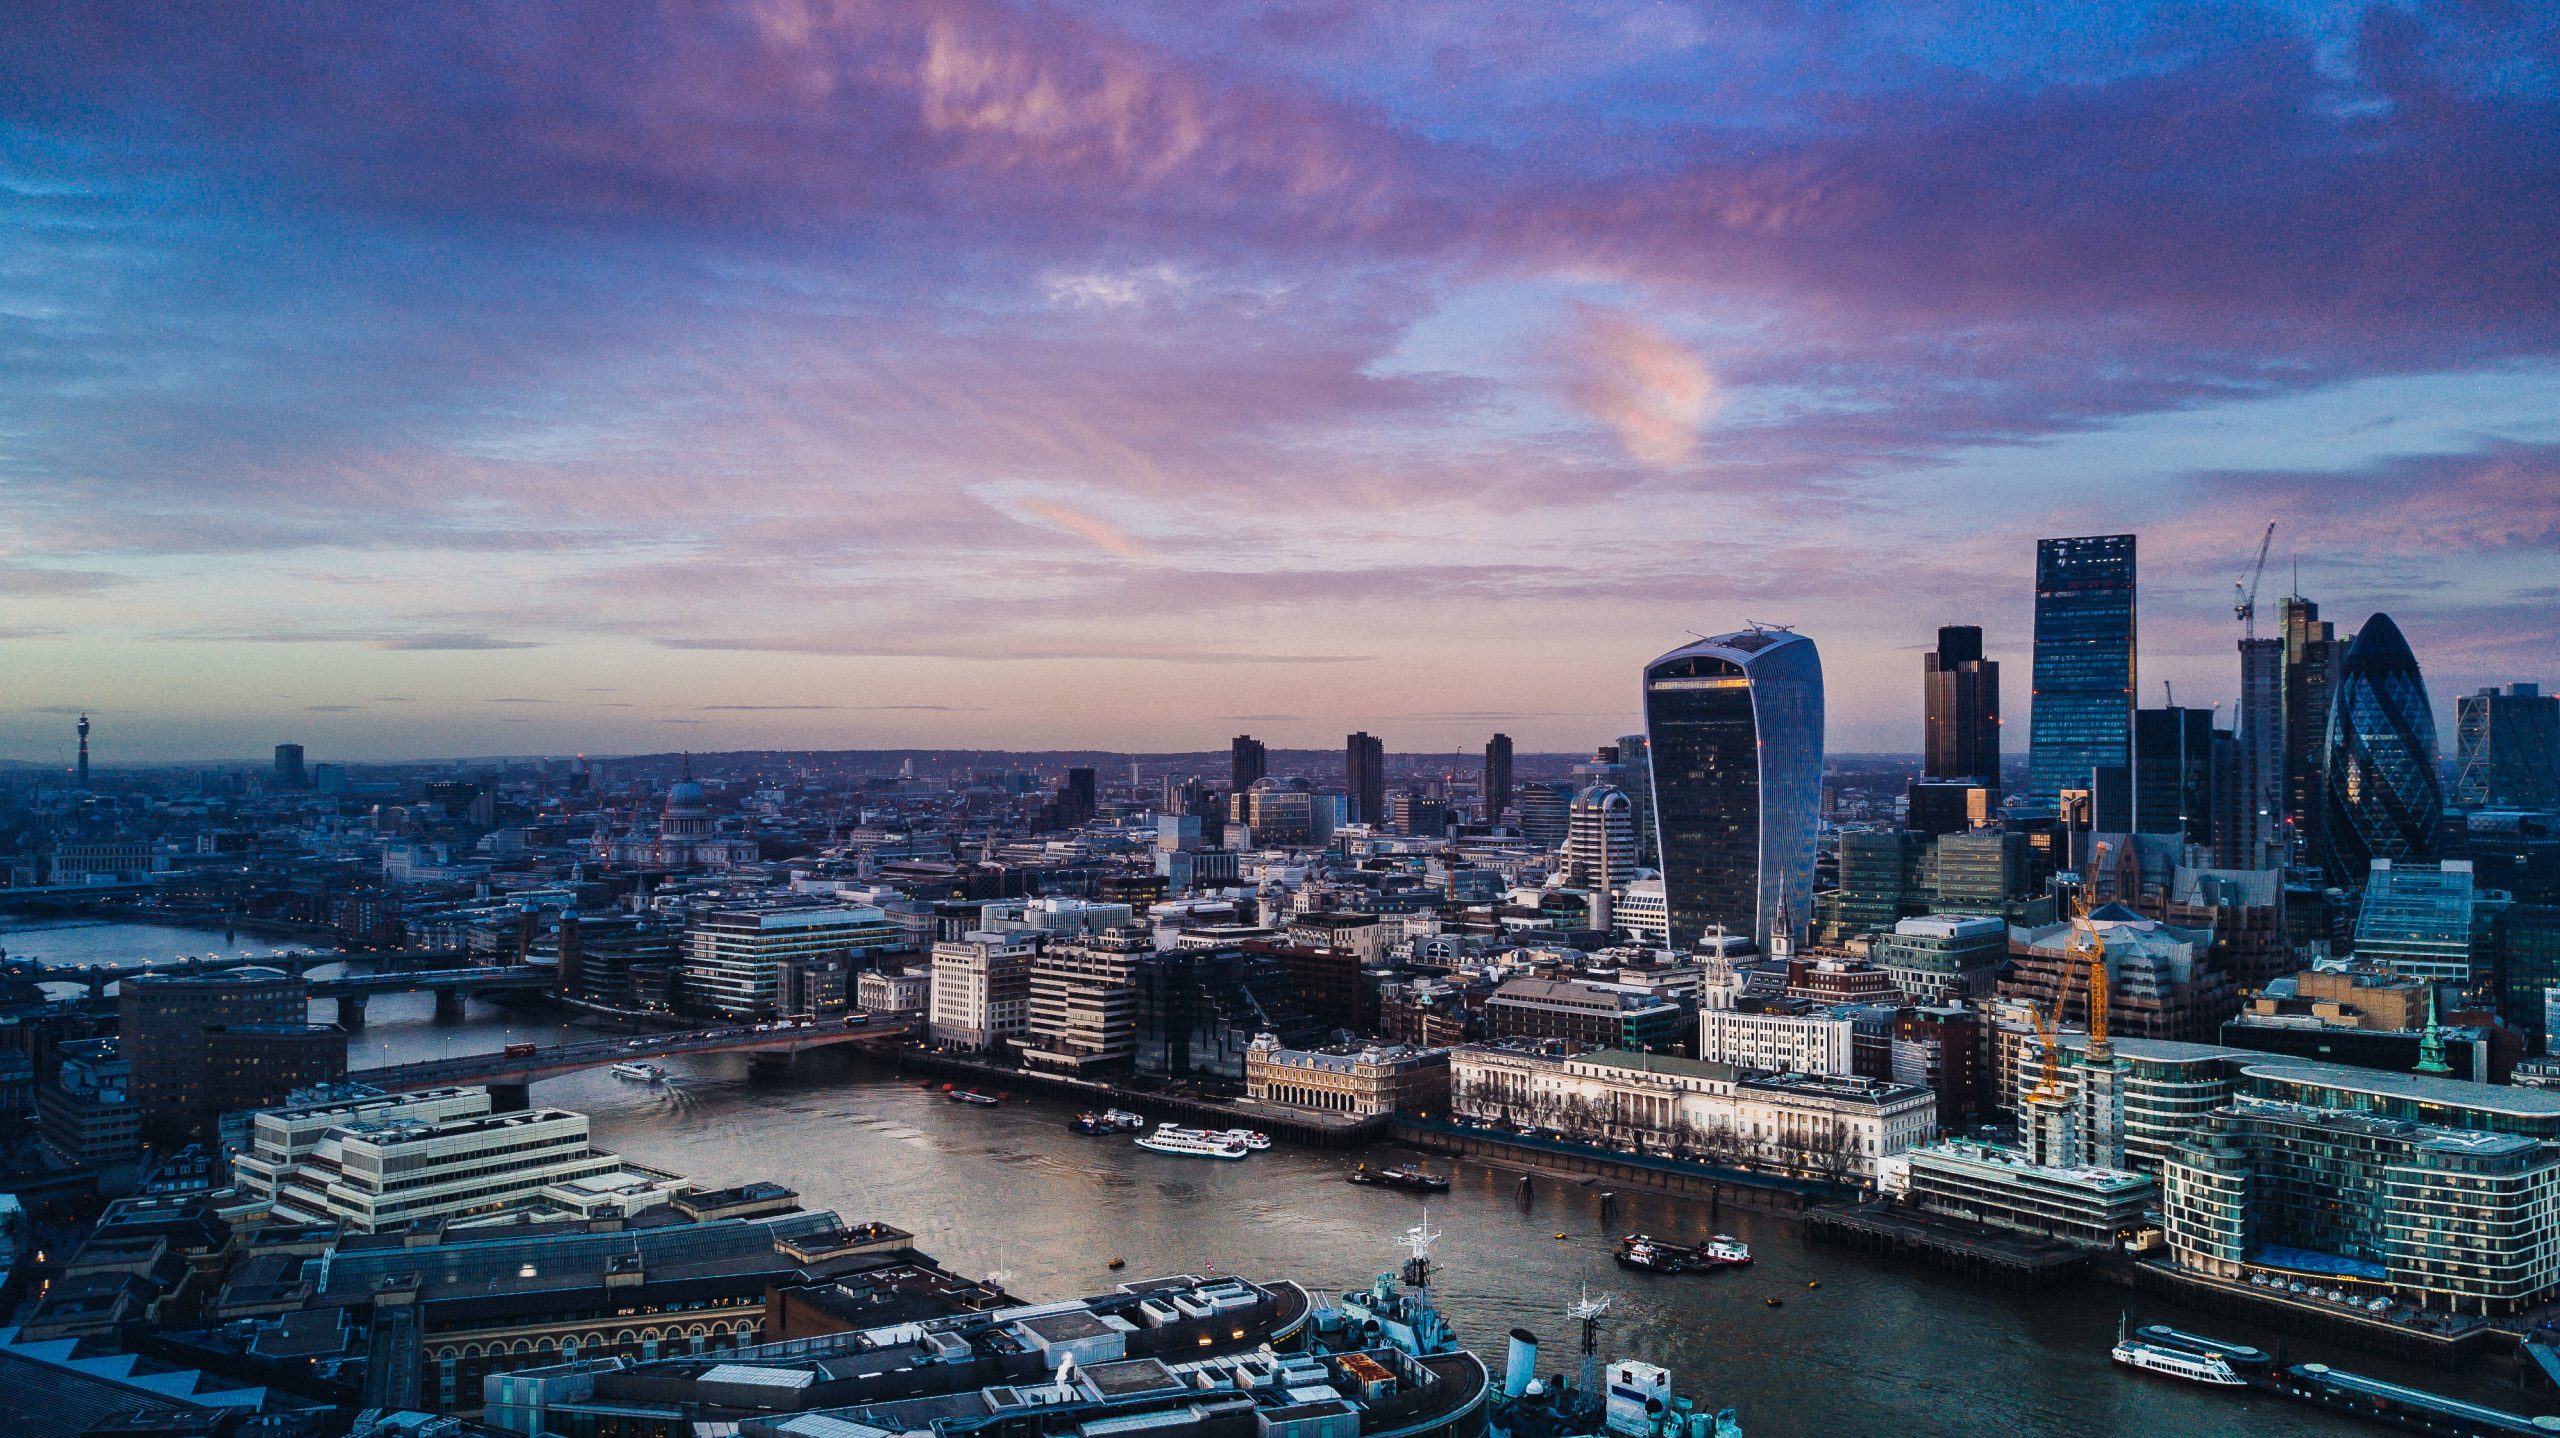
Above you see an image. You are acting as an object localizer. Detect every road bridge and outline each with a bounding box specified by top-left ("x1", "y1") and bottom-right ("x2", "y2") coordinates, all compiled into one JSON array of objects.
[{"x1": 347, "y1": 1016, "x2": 916, "y2": 1106}]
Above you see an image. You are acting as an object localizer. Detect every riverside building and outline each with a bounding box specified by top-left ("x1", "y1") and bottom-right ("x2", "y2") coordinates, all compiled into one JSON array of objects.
[
  {"x1": 682, "y1": 903, "x2": 900, "y2": 1019},
  {"x1": 1642, "y1": 626, "x2": 1824, "y2": 953},
  {"x1": 1244, "y1": 1036, "x2": 1450, "y2": 1118}
]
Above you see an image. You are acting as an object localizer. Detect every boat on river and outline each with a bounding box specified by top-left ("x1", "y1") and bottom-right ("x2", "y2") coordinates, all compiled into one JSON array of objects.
[
  {"x1": 609, "y1": 1061, "x2": 667, "y2": 1083},
  {"x1": 1135, "y1": 1129, "x2": 1249, "y2": 1159},
  {"x1": 1349, "y1": 1162, "x2": 1451, "y2": 1193},
  {"x1": 946, "y1": 1087, "x2": 1002, "y2": 1106},
  {"x1": 1615, "y1": 1233, "x2": 1751, "y2": 1274}
]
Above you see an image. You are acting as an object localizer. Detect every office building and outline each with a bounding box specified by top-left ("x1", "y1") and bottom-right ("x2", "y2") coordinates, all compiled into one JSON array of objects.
[
  {"x1": 1485, "y1": 977, "x2": 1686, "y2": 1054},
  {"x1": 1229, "y1": 734, "x2": 1267, "y2": 795},
  {"x1": 37, "y1": 1039, "x2": 141, "y2": 1168},
  {"x1": 1023, "y1": 929, "x2": 1147, "y2": 1075},
  {"x1": 2500, "y1": 906, "x2": 2560, "y2": 1044},
  {"x1": 1236, "y1": 775, "x2": 1319, "y2": 846},
  {"x1": 2026, "y1": 534, "x2": 2137, "y2": 811},
  {"x1": 1923, "y1": 624, "x2": 2000, "y2": 791},
  {"x1": 2456, "y1": 683, "x2": 2560, "y2": 810},
  {"x1": 1517, "y1": 781, "x2": 1572, "y2": 850},
  {"x1": 1872, "y1": 915, "x2": 2008, "y2": 1003},
  {"x1": 2002, "y1": 905, "x2": 2237, "y2": 1043},
  {"x1": 1616, "y1": 732, "x2": 1658, "y2": 868},
  {"x1": 683, "y1": 904, "x2": 900, "y2": 1020},
  {"x1": 272, "y1": 743, "x2": 306, "y2": 789},
  {"x1": 120, "y1": 966, "x2": 311, "y2": 1143},
  {"x1": 1907, "y1": 779, "x2": 1997, "y2": 837},
  {"x1": 1643, "y1": 626, "x2": 1824, "y2": 952},
  {"x1": 2133, "y1": 706, "x2": 2216, "y2": 844},
  {"x1": 1483, "y1": 733, "x2": 1514, "y2": 820},
  {"x1": 2231, "y1": 636, "x2": 2286, "y2": 870},
  {"x1": 1389, "y1": 790, "x2": 1448, "y2": 838},
  {"x1": 1245, "y1": 1036, "x2": 1449, "y2": 1118},
  {"x1": 1561, "y1": 785, "x2": 1638, "y2": 895},
  {"x1": 2279, "y1": 593, "x2": 2344, "y2": 864},
  {"x1": 231, "y1": 1087, "x2": 659, "y2": 1233},
  {"x1": 1697, "y1": 1002, "x2": 1855, "y2": 1076},
  {"x1": 2322, "y1": 612, "x2": 2441, "y2": 887},
  {"x1": 1617, "y1": 877, "x2": 1670, "y2": 947},
  {"x1": 2350, "y1": 859, "x2": 2477, "y2": 982},
  {"x1": 1900, "y1": 1140, "x2": 2155, "y2": 1247},
  {"x1": 928, "y1": 931, "x2": 1039, "y2": 1051},
  {"x1": 1345, "y1": 732, "x2": 1385, "y2": 826}
]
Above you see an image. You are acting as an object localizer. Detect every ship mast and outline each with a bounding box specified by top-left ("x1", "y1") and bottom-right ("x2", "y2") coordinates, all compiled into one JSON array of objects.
[
  {"x1": 1400, "y1": 1209, "x2": 1441, "y2": 1292},
  {"x1": 1567, "y1": 1286, "x2": 1611, "y2": 1397}
]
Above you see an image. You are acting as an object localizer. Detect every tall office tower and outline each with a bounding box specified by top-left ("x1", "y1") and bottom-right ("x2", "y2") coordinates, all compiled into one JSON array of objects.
[
  {"x1": 273, "y1": 743, "x2": 307, "y2": 789},
  {"x1": 1561, "y1": 785, "x2": 1638, "y2": 891},
  {"x1": 2321, "y1": 613, "x2": 2443, "y2": 887},
  {"x1": 1060, "y1": 767, "x2": 1098, "y2": 828},
  {"x1": 1923, "y1": 625, "x2": 2001, "y2": 791},
  {"x1": 1517, "y1": 781, "x2": 1572, "y2": 850},
  {"x1": 1615, "y1": 732, "x2": 1658, "y2": 868},
  {"x1": 2026, "y1": 535, "x2": 2137, "y2": 812},
  {"x1": 1230, "y1": 735, "x2": 1267, "y2": 795},
  {"x1": 75, "y1": 713, "x2": 89, "y2": 790},
  {"x1": 2231, "y1": 637, "x2": 2285, "y2": 869},
  {"x1": 2132, "y1": 707, "x2": 2216, "y2": 844},
  {"x1": 2456, "y1": 684, "x2": 2560, "y2": 810},
  {"x1": 2279, "y1": 594, "x2": 2341, "y2": 865},
  {"x1": 1642, "y1": 627, "x2": 1824, "y2": 953},
  {"x1": 1483, "y1": 733, "x2": 1515, "y2": 821},
  {"x1": 1345, "y1": 732, "x2": 1385, "y2": 826}
]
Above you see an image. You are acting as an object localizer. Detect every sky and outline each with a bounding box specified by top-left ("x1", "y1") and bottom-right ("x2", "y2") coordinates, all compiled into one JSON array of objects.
[{"x1": 2, "y1": 1, "x2": 2556, "y2": 766}]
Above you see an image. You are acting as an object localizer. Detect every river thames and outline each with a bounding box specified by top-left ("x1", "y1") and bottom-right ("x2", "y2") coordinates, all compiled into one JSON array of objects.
[{"x1": 4, "y1": 918, "x2": 2515, "y2": 1436}]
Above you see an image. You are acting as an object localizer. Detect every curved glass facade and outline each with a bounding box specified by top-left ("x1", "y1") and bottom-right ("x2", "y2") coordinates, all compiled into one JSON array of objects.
[
  {"x1": 2321, "y1": 613, "x2": 2442, "y2": 887},
  {"x1": 1642, "y1": 628, "x2": 1823, "y2": 952}
]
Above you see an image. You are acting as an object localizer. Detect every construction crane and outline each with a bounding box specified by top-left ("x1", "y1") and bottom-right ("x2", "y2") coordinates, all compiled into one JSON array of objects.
[
  {"x1": 2030, "y1": 841, "x2": 2114, "y2": 1098},
  {"x1": 2234, "y1": 522, "x2": 2276, "y2": 640},
  {"x1": 2074, "y1": 842, "x2": 2113, "y2": 1063}
]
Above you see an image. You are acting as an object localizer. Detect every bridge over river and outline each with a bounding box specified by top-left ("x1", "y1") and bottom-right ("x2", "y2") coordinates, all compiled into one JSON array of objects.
[{"x1": 347, "y1": 1015, "x2": 917, "y2": 1108}]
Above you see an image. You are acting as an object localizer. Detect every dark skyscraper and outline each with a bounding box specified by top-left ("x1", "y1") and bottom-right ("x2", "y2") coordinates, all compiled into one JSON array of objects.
[
  {"x1": 1922, "y1": 624, "x2": 2000, "y2": 791},
  {"x1": 75, "y1": 712, "x2": 89, "y2": 790},
  {"x1": 1483, "y1": 733, "x2": 1514, "y2": 821},
  {"x1": 274, "y1": 743, "x2": 307, "y2": 789},
  {"x1": 2027, "y1": 534, "x2": 2137, "y2": 811},
  {"x1": 2133, "y1": 706, "x2": 2216, "y2": 844},
  {"x1": 2280, "y1": 593, "x2": 2342, "y2": 866},
  {"x1": 2232, "y1": 636, "x2": 2285, "y2": 870},
  {"x1": 1643, "y1": 627, "x2": 1823, "y2": 953},
  {"x1": 1060, "y1": 766, "x2": 1098, "y2": 828},
  {"x1": 2455, "y1": 684, "x2": 2560, "y2": 810},
  {"x1": 1229, "y1": 735, "x2": 1267, "y2": 795},
  {"x1": 2322, "y1": 613, "x2": 2442, "y2": 887},
  {"x1": 1345, "y1": 732, "x2": 1385, "y2": 826}
]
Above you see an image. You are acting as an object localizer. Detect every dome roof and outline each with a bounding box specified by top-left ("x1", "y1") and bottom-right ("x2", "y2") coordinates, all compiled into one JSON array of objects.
[
  {"x1": 666, "y1": 779, "x2": 706, "y2": 807},
  {"x1": 2341, "y1": 612, "x2": 2419, "y2": 677}
]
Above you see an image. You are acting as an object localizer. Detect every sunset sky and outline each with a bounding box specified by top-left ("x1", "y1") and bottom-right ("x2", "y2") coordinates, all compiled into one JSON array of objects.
[{"x1": 4, "y1": 2, "x2": 2556, "y2": 765}]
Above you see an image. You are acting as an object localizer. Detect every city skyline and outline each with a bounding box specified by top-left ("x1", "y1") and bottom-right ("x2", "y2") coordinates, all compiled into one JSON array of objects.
[{"x1": 4, "y1": 5, "x2": 2557, "y2": 762}]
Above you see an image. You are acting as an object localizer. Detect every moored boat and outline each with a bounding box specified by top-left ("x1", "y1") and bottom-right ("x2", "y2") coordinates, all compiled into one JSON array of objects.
[
  {"x1": 1135, "y1": 1129, "x2": 1249, "y2": 1159},
  {"x1": 1348, "y1": 1162, "x2": 1451, "y2": 1193},
  {"x1": 2134, "y1": 1324, "x2": 2271, "y2": 1372},
  {"x1": 948, "y1": 1088, "x2": 1002, "y2": 1106},
  {"x1": 1615, "y1": 1233, "x2": 1751, "y2": 1273},
  {"x1": 2113, "y1": 1340, "x2": 2246, "y2": 1388}
]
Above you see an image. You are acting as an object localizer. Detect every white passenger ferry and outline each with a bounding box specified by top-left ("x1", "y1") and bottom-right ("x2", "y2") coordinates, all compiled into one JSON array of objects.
[{"x1": 1135, "y1": 1129, "x2": 1250, "y2": 1160}]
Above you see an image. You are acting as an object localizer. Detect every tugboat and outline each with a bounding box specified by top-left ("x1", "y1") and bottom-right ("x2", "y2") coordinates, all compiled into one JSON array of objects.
[
  {"x1": 1070, "y1": 1112, "x2": 1111, "y2": 1135},
  {"x1": 1615, "y1": 1234, "x2": 1752, "y2": 1273},
  {"x1": 1347, "y1": 1162, "x2": 1452, "y2": 1193},
  {"x1": 1488, "y1": 1292, "x2": 1741, "y2": 1438}
]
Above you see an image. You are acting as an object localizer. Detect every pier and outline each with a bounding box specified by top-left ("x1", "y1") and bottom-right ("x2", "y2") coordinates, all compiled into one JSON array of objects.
[
  {"x1": 1803, "y1": 1201, "x2": 2093, "y2": 1290},
  {"x1": 1389, "y1": 1117, "x2": 1830, "y2": 1214}
]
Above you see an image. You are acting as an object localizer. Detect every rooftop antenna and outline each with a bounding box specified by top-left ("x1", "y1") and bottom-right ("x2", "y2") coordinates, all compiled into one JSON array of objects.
[{"x1": 1567, "y1": 1286, "x2": 1611, "y2": 1396}]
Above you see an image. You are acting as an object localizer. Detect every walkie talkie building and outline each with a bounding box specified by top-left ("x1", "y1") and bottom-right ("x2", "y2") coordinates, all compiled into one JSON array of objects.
[{"x1": 1642, "y1": 627, "x2": 1823, "y2": 954}]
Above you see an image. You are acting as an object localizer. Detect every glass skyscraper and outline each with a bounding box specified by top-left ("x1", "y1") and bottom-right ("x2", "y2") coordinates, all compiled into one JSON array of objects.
[
  {"x1": 2322, "y1": 612, "x2": 2443, "y2": 886},
  {"x1": 2026, "y1": 534, "x2": 2137, "y2": 812},
  {"x1": 1642, "y1": 627, "x2": 1823, "y2": 953}
]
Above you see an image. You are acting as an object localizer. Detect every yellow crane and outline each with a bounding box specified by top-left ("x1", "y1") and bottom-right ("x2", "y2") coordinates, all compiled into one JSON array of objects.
[{"x1": 2030, "y1": 841, "x2": 2114, "y2": 1098}]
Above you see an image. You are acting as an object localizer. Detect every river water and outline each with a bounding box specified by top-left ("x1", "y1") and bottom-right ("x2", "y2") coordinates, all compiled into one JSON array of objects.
[{"x1": 11, "y1": 919, "x2": 2535, "y2": 1436}]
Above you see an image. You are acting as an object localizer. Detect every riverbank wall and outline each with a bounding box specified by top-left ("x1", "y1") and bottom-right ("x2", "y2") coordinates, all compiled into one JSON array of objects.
[
  {"x1": 854, "y1": 1046, "x2": 1387, "y2": 1149},
  {"x1": 1388, "y1": 1117, "x2": 1832, "y2": 1216}
]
